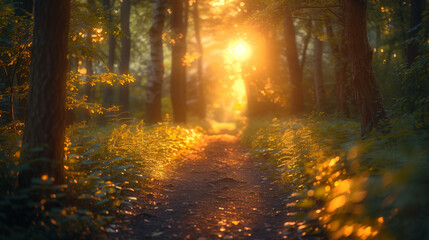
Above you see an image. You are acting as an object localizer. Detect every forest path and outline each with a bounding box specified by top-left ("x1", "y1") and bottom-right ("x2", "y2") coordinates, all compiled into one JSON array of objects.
[{"x1": 124, "y1": 134, "x2": 300, "y2": 240}]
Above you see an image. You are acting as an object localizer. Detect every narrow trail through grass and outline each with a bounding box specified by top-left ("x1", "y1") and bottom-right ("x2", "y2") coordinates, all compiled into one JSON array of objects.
[{"x1": 120, "y1": 134, "x2": 301, "y2": 240}]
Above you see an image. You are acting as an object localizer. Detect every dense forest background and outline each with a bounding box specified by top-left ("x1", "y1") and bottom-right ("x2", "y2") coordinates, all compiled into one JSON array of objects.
[{"x1": 0, "y1": 0, "x2": 428, "y2": 239}]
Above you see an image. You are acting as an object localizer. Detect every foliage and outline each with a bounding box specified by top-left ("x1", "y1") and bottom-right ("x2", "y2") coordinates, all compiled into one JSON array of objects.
[
  {"x1": 0, "y1": 1, "x2": 32, "y2": 121},
  {"x1": 66, "y1": 72, "x2": 135, "y2": 115},
  {"x1": 0, "y1": 120, "x2": 201, "y2": 239},
  {"x1": 395, "y1": 10, "x2": 429, "y2": 129},
  {"x1": 243, "y1": 115, "x2": 429, "y2": 239}
]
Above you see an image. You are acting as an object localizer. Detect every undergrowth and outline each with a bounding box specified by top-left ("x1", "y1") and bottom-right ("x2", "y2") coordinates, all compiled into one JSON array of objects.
[
  {"x1": 0, "y1": 120, "x2": 202, "y2": 239},
  {"x1": 242, "y1": 114, "x2": 429, "y2": 240}
]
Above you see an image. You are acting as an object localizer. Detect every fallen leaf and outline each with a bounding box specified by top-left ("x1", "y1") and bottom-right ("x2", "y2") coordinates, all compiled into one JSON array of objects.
[{"x1": 151, "y1": 231, "x2": 163, "y2": 237}]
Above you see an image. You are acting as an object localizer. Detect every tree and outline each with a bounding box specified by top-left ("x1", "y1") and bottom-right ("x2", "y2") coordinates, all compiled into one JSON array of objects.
[
  {"x1": 119, "y1": 0, "x2": 131, "y2": 118},
  {"x1": 102, "y1": 0, "x2": 116, "y2": 115},
  {"x1": 313, "y1": 21, "x2": 325, "y2": 111},
  {"x1": 146, "y1": 0, "x2": 167, "y2": 124},
  {"x1": 342, "y1": 0, "x2": 386, "y2": 134},
  {"x1": 82, "y1": 0, "x2": 95, "y2": 122},
  {"x1": 325, "y1": 18, "x2": 350, "y2": 117},
  {"x1": 20, "y1": 0, "x2": 70, "y2": 187},
  {"x1": 284, "y1": 15, "x2": 304, "y2": 115},
  {"x1": 170, "y1": 0, "x2": 188, "y2": 123},
  {"x1": 193, "y1": 0, "x2": 206, "y2": 119},
  {"x1": 407, "y1": 0, "x2": 425, "y2": 66}
]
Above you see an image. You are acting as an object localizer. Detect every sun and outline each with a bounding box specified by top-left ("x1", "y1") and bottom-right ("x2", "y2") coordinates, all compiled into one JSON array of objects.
[{"x1": 228, "y1": 41, "x2": 251, "y2": 60}]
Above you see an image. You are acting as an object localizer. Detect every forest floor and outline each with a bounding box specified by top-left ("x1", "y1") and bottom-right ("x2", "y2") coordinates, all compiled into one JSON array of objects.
[{"x1": 113, "y1": 134, "x2": 305, "y2": 240}]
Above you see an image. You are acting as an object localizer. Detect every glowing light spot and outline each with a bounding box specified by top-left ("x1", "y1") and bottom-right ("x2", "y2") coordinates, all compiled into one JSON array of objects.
[
  {"x1": 41, "y1": 174, "x2": 49, "y2": 181},
  {"x1": 327, "y1": 195, "x2": 347, "y2": 212},
  {"x1": 227, "y1": 41, "x2": 251, "y2": 60},
  {"x1": 231, "y1": 220, "x2": 240, "y2": 225}
]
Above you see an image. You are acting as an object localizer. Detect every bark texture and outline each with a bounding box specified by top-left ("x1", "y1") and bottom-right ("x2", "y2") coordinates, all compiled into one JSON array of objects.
[
  {"x1": 284, "y1": 16, "x2": 304, "y2": 115},
  {"x1": 20, "y1": 0, "x2": 70, "y2": 187},
  {"x1": 146, "y1": 0, "x2": 167, "y2": 124},
  {"x1": 170, "y1": 0, "x2": 188, "y2": 123},
  {"x1": 343, "y1": 0, "x2": 386, "y2": 134},
  {"x1": 119, "y1": 0, "x2": 131, "y2": 118}
]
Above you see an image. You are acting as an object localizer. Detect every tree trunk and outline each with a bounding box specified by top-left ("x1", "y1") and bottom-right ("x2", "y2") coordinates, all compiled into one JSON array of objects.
[
  {"x1": 313, "y1": 21, "x2": 325, "y2": 111},
  {"x1": 170, "y1": 0, "x2": 188, "y2": 123},
  {"x1": 326, "y1": 19, "x2": 350, "y2": 117},
  {"x1": 20, "y1": 0, "x2": 70, "y2": 188},
  {"x1": 82, "y1": 0, "x2": 94, "y2": 121},
  {"x1": 343, "y1": 0, "x2": 386, "y2": 135},
  {"x1": 284, "y1": 16, "x2": 304, "y2": 115},
  {"x1": 119, "y1": 0, "x2": 131, "y2": 118},
  {"x1": 102, "y1": 0, "x2": 115, "y2": 111},
  {"x1": 300, "y1": 19, "x2": 312, "y2": 75},
  {"x1": 407, "y1": 0, "x2": 424, "y2": 66},
  {"x1": 193, "y1": 0, "x2": 206, "y2": 119},
  {"x1": 146, "y1": 0, "x2": 167, "y2": 124}
]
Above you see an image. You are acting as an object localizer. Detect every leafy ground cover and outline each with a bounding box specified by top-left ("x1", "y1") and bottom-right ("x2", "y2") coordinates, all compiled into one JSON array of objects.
[
  {"x1": 242, "y1": 114, "x2": 429, "y2": 240},
  {"x1": 0, "y1": 120, "x2": 202, "y2": 239}
]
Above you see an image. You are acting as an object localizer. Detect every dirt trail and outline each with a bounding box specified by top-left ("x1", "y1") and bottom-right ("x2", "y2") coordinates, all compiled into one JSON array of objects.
[{"x1": 125, "y1": 134, "x2": 300, "y2": 240}]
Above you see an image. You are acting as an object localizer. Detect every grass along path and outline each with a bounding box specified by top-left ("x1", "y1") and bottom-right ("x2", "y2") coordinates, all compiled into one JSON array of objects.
[{"x1": 117, "y1": 134, "x2": 304, "y2": 240}]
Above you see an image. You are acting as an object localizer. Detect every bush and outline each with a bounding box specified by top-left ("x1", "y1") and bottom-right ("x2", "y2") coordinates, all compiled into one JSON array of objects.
[
  {"x1": 243, "y1": 114, "x2": 429, "y2": 240},
  {"x1": 0, "y1": 120, "x2": 202, "y2": 239}
]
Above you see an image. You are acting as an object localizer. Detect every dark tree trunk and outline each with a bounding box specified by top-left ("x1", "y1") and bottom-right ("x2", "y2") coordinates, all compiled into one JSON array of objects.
[
  {"x1": 326, "y1": 19, "x2": 350, "y2": 117},
  {"x1": 146, "y1": 0, "x2": 167, "y2": 124},
  {"x1": 300, "y1": 19, "x2": 312, "y2": 75},
  {"x1": 119, "y1": 0, "x2": 131, "y2": 118},
  {"x1": 343, "y1": 0, "x2": 386, "y2": 135},
  {"x1": 313, "y1": 22, "x2": 325, "y2": 111},
  {"x1": 170, "y1": 0, "x2": 188, "y2": 123},
  {"x1": 102, "y1": 0, "x2": 115, "y2": 111},
  {"x1": 20, "y1": 0, "x2": 70, "y2": 188},
  {"x1": 407, "y1": 0, "x2": 425, "y2": 66},
  {"x1": 82, "y1": 1, "x2": 94, "y2": 121},
  {"x1": 284, "y1": 16, "x2": 304, "y2": 115},
  {"x1": 193, "y1": 0, "x2": 206, "y2": 119}
]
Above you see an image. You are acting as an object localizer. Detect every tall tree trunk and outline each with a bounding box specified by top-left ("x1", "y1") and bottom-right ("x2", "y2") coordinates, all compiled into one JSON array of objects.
[
  {"x1": 20, "y1": 0, "x2": 70, "y2": 188},
  {"x1": 300, "y1": 18, "x2": 312, "y2": 75},
  {"x1": 119, "y1": 0, "x2": 131, "y2": 118},
  {"x1": 313, "y1": 21, "x2": 325, "y2": 111},
  {"x1": 407, "y1": 0, "x2": 425, "y2": 66},
  {"x1": 284, "y1": 16, "x2": 304, "y2": 115},
  {"x1": 342, "y1": 0, "x2": 386, "y2": 135},
  {"x1": 102, "y1": 0, "x2": 116, "y2": 112},
  {"x1": 82, "y1": 0, "x2": 94, "y2": 122},
  {"x1": 193, "y1": 0, "x2": 206, "y2": 119},
  {"x1": 170, "y1": 0, "x2": 188, "y2": 123},
  {"x1": 146, "y1": 0, "x2": 167, "y2": 124},
  {"x1": 326, "y1": 19, "x2": 349, "y2": 117}
]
